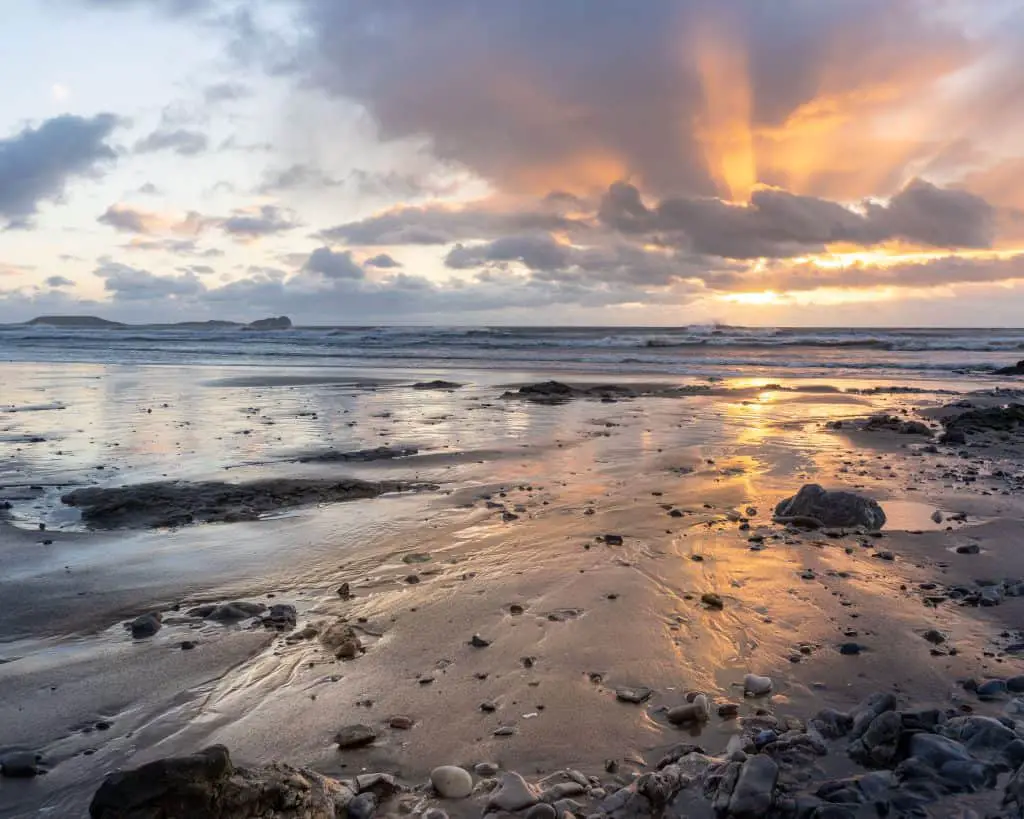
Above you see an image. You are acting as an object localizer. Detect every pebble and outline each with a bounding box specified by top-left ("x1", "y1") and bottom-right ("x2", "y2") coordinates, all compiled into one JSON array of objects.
[
  {"x1": 604, "y1": 534, "x2": 624, "y2": 546},
  {"x1": 475, "y1": 762, "x2": 500, "y2": 777},
  {"x1": 839, "y1": 642, "x2": 864, "y2": 655},
  {"x1": 423, "y1": 810, "x2": 449, "y2": 819},
  {"x1": 389, "y1": 715, "x2": 414, "y2": 730},
  {"x1": 470, "y1": 634, "x2": 492, "y2": 648},
  {"x1": 488, "y1": 772, "x2": 539, "y2": 811},
  {"x1": 922, "y1": 629, "x2": 946, "y2": 645},
  {"x1": 335, "y1": 724, "x2": 377, "y2": 749},
  {"x1": 718, "y1": 702, "x2": 740, "y2": 718},
  {"x1": 1007, "y1": 676, "x2": 1024, "y2": 693},
  {"x1": 977, "y1": 679, "x2": 1008, "y2": 700},
  {"x1": 700, "y1": 592, "x2": 724, "y2": 610},
  {"x1": 493, "y1": 726, "x2": 516, "y2": 736},
  {"x1": 744, "y1": 674, "x2": 773, "y2": 696},
  {"x1": 480, "y1": 702, "x2": 497, "y2": 713},
  {"x1": 526, "y1": 804, "x2": 557, "y2": 819},
  {"x1": 180, "y1": 640, "x2": 196, "y2": 650},
  {"x1": 615, "y1": 686, "x2": 652, "y2": 704},
  {"x1": 667, "y1": 694, "x2": 710, "y2": 725},
  {"x1": 430, "y1": 766, "x2": 473, "y2": 799},
  {"x1": 956, "y1": 543, "x2": 980, "y2": 555}
]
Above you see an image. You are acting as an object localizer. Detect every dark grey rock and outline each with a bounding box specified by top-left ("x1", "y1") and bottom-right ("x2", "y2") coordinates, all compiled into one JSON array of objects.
[
  {"x1": 0, "y1": 751, "x2": 40, "y2": 778},
  {"x1": 88, "y1": 745, "x2": 352, "y2": 818},
  {"x1": 774, "y1": 484, "x2": 886, "y2": 529},
  {"x1": 335, "y1": 724, "x2": 377, "y2": 749},
  {"x1": 129, "y1": 611, "x2": 162, "y2": 638},
  {"x1": 849, "y1": 710, "x2": 903, "y2": 768},
  {"x1": 347, "y1": 792, "x2": 378, "y2": 819},
  {"x1": 615, "y1": 686, "x2": 652, "y2": 704},
  {"x1": 727, "y1": 754, "x2": 778, "y2": 818},
  {"x1": 488, "y1": 772, "x2": 539, "y2": 812}
]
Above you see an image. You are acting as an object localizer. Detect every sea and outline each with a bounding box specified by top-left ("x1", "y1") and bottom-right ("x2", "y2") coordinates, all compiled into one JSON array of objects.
[{"x1": 2, "y1": 324, "x2": 1023, "y2": 382}]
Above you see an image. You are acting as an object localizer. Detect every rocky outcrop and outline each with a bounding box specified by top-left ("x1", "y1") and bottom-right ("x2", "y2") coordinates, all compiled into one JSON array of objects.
[
  {"x1": 62, "y1": 477, "x2": 431, "y2": 529},
  {"x1": 995, "y1": 359, "x2": 1024, "y2": 375},
  {"x1": 246, "y1": 316, "x2": 292, "y2": 330},
  {"x1": 774, "y1": 484, "x2": 886, "y2": 529},
  {"x1": 89, "y1": 745, "x2": 355, "y2": 818}
]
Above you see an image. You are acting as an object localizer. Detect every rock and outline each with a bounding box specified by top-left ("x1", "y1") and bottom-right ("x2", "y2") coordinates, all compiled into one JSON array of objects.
[
  {"x1": 604, "y1": 534, "x2": 624, "y2": 546},
  {"x1": 423, "y1": 810, "x2": 449, "y2": 819},
  {"x1": 0, "y1": 751, "x2": 40, "y2": 778},
  {"x1": 850, "y1": 692, "x2": 897, "y2": 740},
  {"x1": 389, "y1": 715, "x2": 414, "y2": 730},
  {"x1": 744, "y1": 674, "x2": 773, "y2": 696},
  {"x1": 907, "y1": 733, "x2": 972, "y2": 769},
  {"x1": 849, "y1": 710, "x2": 903, "y2": 767},
  {"x1": 488, "y1": 772, "x2": 540, "y2": 812},
  {"x1": 246, "y1": 316, "x2": 292, "y2": 331},
  {"x1": 701, "y1": 592, "x2": 725, "y2": 609},
  {"x1": 180, "y1": 640, "x2": 196, "y2": 650},
  {"x1": 493, "y1": 726, "x2": 516, "y2": 737},
  {"x1": 811, "y1": 708, "x2": 853, "y2": 739},
  {"x1": 337, "y1": 582, "x2": 352, "y2": 599},
  {"x1": 615, "y1": 686, "x2": 652, "y2": 704},
  {"x1": 188, "y1": 601, "x2": 267, "y2": 621},
  {"x1": 475, "y1": 763, "x2": 500, "y2": 777},
  {"x1": 774, "y1": 484, "x2": 886, "y2": 529},
  {"x1": 355, "y1": 773, "x2": 401, "y2": 799},
  {"x1": 403, "y1": 552, "x2": 432, "y2": 564},
  {"x1": 430, "y1": 766, "x2": 473, "y2": 799},
  {"x1": 942, "y1": 715, "x2": 1017, "y2": 762},
  {"x1": 470, "y1": 634, "x2": 491, "y2": 648},
  {"x1": 541, "y1": 782, "x2": 587, "y2": 802},
  {"x1": 976, "y1": 680, "x2": 1008, "y2": 700},
  {"x1": 838, "y1": 642, "x2": 864, "y2": 656},
  {"x1": 335, "y1": 724, "x2": 377, "y2": 749},
  {"x1": 320, "y1": 621, "x2": 362, "y2": 659},
  {"x1": 718, "y1": 702, "x2": 741, "y2": 718},
  {"x1": 526, "y1": 804, "x2": 557, "y2": 819},
  {"x1": 261, "y1": 604, "x2": 297, "y2": 631},
  {"x1": 956, "y1": 543, "x2": 980, "y2": 555},
  {"x1": 995, "y1": 359, "x2": 1024, "y2": 375},
  {"x1": 667, "y1": 695, "x2": 710, "y2": 725},
  {"x1": 347, "y1": 792, "x2": 377, "y2": 819},
  {"x1": 413, "y1": 380, "x2": 463, "y2": 390},
  {"x1": 727, "y1": 754, "x2": 778, "y2": 818},
  {"x1": 922, "y1": 629, "x2": 947, "y2": 645},
  {"x1": 1008, "y1": 676, "x2": 1024, "y2": 693},
  {"x1": 88, "y1": 745, "x2": 353, "y2": 819},
  {"x1": 129, "y1": 611, "x2": 162, "y2": 638}
]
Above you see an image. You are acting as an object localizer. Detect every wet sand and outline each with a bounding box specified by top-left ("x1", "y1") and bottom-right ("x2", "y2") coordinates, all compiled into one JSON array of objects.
[{"x1": 3, "y1": 362, "x2": 1024, "y2": 816}]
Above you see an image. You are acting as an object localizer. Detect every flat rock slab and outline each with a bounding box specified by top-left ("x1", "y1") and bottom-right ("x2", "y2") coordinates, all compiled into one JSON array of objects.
[{"x1": 62, "y1": 477, "x2": 434, "y2": 529}]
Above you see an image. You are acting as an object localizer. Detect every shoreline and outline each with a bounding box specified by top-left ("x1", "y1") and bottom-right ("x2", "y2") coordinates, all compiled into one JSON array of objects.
[{"x1": 2, "y1": 364, "x2": 1024, "y2": 815}]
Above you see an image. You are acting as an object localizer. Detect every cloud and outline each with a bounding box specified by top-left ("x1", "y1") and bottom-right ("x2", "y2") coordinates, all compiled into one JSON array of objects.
[
  {"x1": 134, "y1": 127, "x2": 208, "y2": 156},
  {"x1": 98, "y1": 203, "x2": 297, "y2": 242},
  {"x1": 364, "y1": 253, "x2": 401, "y2": 269},
  {"x1": 98, "y1": 204, "x2": 206, "y2": 236},
  {"x1": 94, "y1": 261, "x2": 205, "y2": 301},
  {"x1": 289, "y1": 0, "x2": 1014, "y2": 202},
  {"x1": 0, "y1": 113, "x2": 119, "y2": 227},
  {"x1": 218, "y1": 205, "x2": 299, "y2": 238},
  {"x1": 304, "y1": 247, "x2": 364, "y2": 279},
  {"x1": 259, "y1": 163, "x2": 341, "y2": 193},
  {"x1": 203, "y1": 81, "x2": 251, "y2": 104},
  {"x1": 321, "y1": 201, "x2": 588, "y2": 246},
  {"x1": 45, "y1": 275, "x2": 75, "y2": 288},
  {"x1": 137, "y1": 182, "x2": 161, "y2": 195},
  {"x1": 598, "y1": 179, "x2": 994, "y2": 258},
  {"x1": 78, "y1": 0, "x2": 207, "y2": 17}
]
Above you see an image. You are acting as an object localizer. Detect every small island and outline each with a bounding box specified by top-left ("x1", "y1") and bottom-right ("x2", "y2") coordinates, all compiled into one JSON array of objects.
[{"x1": 22, "y1": 315, "x2": 293, "y2": 330}]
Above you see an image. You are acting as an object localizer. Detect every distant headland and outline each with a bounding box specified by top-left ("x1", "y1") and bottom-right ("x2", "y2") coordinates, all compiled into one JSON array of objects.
[{"x1": 24, "y1": 315, "x2": 293, "y2": 330}]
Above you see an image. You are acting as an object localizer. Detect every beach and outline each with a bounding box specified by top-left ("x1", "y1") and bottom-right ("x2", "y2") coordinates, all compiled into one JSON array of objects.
[{"x1": 3, "y1": 329, "x2": 1024, "y2": 817}]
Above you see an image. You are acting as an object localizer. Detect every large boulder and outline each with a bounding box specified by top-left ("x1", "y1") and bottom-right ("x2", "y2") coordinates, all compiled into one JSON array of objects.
[
  {"x1": 89, "y1": 745, "x2": 354, "y2": 818},
  {"x1": 774, "y1": 484, "x2": 886, "y2": 529}
]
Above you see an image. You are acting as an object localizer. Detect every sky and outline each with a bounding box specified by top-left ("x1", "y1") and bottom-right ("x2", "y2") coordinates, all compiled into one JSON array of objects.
[{"x1": 3, "y1": 0, "x2": 1024, "y2": 326}]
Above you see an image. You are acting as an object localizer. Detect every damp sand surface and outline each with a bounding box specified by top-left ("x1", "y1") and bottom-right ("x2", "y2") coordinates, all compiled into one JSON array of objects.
[{"x1": 2, "y1": 361, "x2": 1024, "y2": 816}]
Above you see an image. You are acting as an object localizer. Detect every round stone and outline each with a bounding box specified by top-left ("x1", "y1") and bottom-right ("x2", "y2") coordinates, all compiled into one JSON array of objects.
[
  {"x1": 431, "y1": 765, "x2": 474, "y2": 799},
  {"x1": 526, "y1": 804, "x2": 557, "y2": 819}
]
